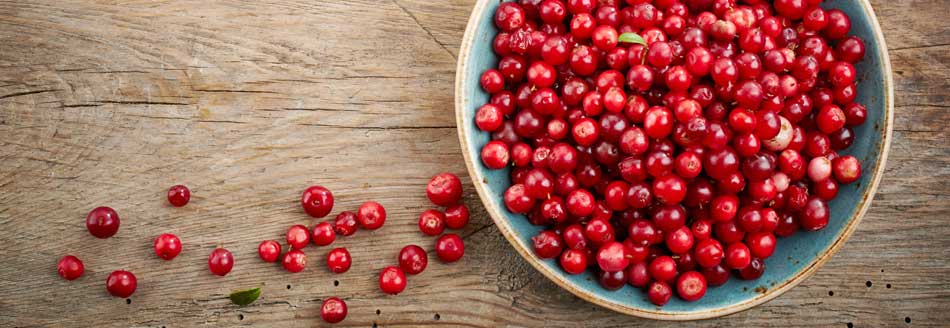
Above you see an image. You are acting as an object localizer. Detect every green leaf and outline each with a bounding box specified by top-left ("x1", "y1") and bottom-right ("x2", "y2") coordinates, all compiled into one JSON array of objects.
[
  {"x1": 229, "y1": 287, "x2": 261, "y2": 306},
  {"x1": 618, "y1": 32, "x2": 647, "y2": 46}
]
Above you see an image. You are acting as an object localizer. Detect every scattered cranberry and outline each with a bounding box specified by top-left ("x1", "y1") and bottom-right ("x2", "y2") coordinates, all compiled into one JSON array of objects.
[
  {"x1": 312, "y1": 222, "x2": 336, "y2": 246},
  {"x1": 426, "y1": 173, "x2": 464, "y2": 206},
  {"x1": 301, "y1": 185, "x2": 334, "y2": 218},
  {"x1": 286, "y1": 224, "x2": 311, "y2": 249},
  {"x1": 398, "y1": 244, "x2": 429, "y2": 275},
  {"x1": 326, "y1": 247, "x2": 351, "y2": 274},
  {"x1": 379, "y1": 266, "x2": 407, "y2": 295},
  {"x1": 258, "y1": 240, "x2": 282, "y2": 263},
  {"x1": 559, "y1": 249, "x2": 588, "y2": 274},
  {"x1": 106, "y1": 270, "x2": 137, "y2": 298},
  {"x1": 444, "y1": 204, "x2": 470, "y2": 229},
  {"x1": 435, "y1": 234, "x2": 465, "y2": 263},
  {"x1": 357, "y1": 201, "x2": 386, "y2": 230},
  {"x1": 57, "y1": 255, "x2": 84, "y2": 280},
  {"x1": 418, "y1": 209, "x2": 447, "y2": 236},
  {"x1": 167, "y1": 185, "x2": 190, "y2": 207},
  {"x1": 320, "y1": 297, "x2": 348, "y2": 324},
  {"x1": 532, "y1": 230, "x2": 564, "y2": 259},
  {"x1": 333, "y1": 211, "x2": 359, "y2": 236},
  {"x1": 208, "y1": 248, "x2": 234, "y2": 276},
  {"x1": 153, "y1": 233, "x2": 182, "y2": 260},
  {"x1": 86, "y1": 206, "x2": 120, "y2": 239},
  {"x1": 282, "y1": 249, "x2": 307, "y2": 273}
]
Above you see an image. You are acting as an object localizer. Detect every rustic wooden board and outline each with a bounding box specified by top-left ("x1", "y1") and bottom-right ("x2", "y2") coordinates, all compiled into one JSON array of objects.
[{"x1": 0, "y1": 0, "x2": 947, "y2": 327}]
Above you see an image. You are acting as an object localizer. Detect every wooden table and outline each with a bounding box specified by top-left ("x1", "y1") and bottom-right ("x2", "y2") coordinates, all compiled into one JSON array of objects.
[{"x1": 1, "y1": 1, "x2": 947, "y2": 327}]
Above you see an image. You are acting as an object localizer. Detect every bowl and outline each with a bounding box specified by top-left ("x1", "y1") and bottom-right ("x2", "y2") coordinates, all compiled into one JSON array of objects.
[{"x1": 455, "y1": 0, "x2": 893, "y2": 320}]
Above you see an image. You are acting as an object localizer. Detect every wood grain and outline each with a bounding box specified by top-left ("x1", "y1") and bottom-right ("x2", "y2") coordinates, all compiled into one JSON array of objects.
[{"x1": 0, "y1": 0, "x2": 947, "y2": 327}]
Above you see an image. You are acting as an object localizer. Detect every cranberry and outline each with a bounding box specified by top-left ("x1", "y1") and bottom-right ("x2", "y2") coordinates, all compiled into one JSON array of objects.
[
  {"x1": 627, "y1": 262, "x2": 651, "y2": 287},
  {"x1": 444, "y1": 204, "x2": 470, "y2": 229},
  {"x1": 415, "y1": 209, "x2": 446, "y2": 236},
  {"x1": 504, "y1": 184, "x2": 536, "y2": 213},
  {"x1": 301, "y1": 185, "x2": 334, "y2": 218},
  {"x1": 653, "y1": 175, "x2": 687, "y2": 204},
  {"x1": 333, "y1": 211, "x2": 359, "y2": 236},
  {"x1": 724, "y1": 242, "x2": 752, "y2": 269},
  {"x1": 652, "y1": 204, "x2": 686, "y2": 232},
  {"x1": 379, "y1": 266, "x2": 407, "y2": 295},
  {"x1": 824, "y1": 9, "x2": 851, "y2": 40},
  {"x1": 106, "y1": 270, "x2": 137, "y2": 298},
  {"x1": 596, "y1": 241, "x2": 629, "y2": 272},
  {"x1": 57, "y1": 255, "x2": 84, "y2": 280},
  {"x1": 208, "y1": 248, "x2": 234, "y2": 276},
  {"x1": 584, "y1": 217, "x2": 615, "y2": 245},
  {"x1": 86, "y1": 206, "x2": 120, "y2": 239},
  {"x1": 495, "y1": 2, "x2": 526, "y2": 31},
  {"x1": 702, "y1": 264, "x2": 731, "y2": 286},
  {"x1": 312, "y1": 222, "x2": 336, "y2": 246},
  {"x1": 695, "y1": 239, "x2": 724, "y2": 268},
  {"x1": 476, "y1": 104, "x2": 504, "y2": 132},
  {"x1": 831, "y1": 155, "x2": 861, "y2": 184},
  {"x1": 286, "y1": 224, "x2": 311, "y2": 249},
  {"x1": 480, "y1": 69, "x2": 505, "y2": 93},
  {"x1": 326, "y1": 247, "x2": 351, "y2": 274},
  {"x1": 357, "y1": 201, "x2": 386, "y2": 230},
  {"x1": 436, "y1": 234, "x2": 465, "y2": 262},
  {"x1": 399, "y1": 244, "x2": 428, "y2": 275},
  {"x1": 560, "y1": 248, "x2": 588, "y2": 274},
  {"x1": 258, "y1": 240, "x2": 282, "y2": 263},
  {"x1": 665, "y1": 226, "x2": 694, "y2": 254},
  {"x1": 424, "y1": 173, "x2": 463, "y2": 207},
  {"x1": 649, "y1": 255, "x2": 678, "y2": 282},
  {"x1": 167, "y1": 185, "x2": 190, "y2": 207},
  {"x1": 738, "y1": 257, "x2": 766, "y2": 280},
  {"x1": 800, "y1": 197, "x2": 830, "y2": 231},
  {"x1": 598, "y1": 269, "x2": 627, "y2": 290},
  {"x1": 320, "y1": 297, "x2": 348, "y2": 324},
  {"x1": 153, "y1": 233, "x2": 182, "y2": 261},
  {"x1": 533, "y1": 230, "x2": 564, "y2": 259},
  {"x1": 676, "y1": 271, "x2": 708, "y2": 301},
  {"x1": 648, "y1": 281, "x2": 673, "y2": 305},
  {"x1": 481, "y1": 141, "x2": 511, "y2": 169},
  {"x1": 836, "y1": 36, "x2": 866, "y2": 63}
]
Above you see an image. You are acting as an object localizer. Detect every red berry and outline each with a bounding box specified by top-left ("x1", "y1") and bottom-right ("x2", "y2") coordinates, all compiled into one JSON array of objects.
[
  {"x1": 57, "y1": 255, "x2": 84, "y2": 281},
  {"x1": 832, "y1": 155, "x2": 862, "y2": 184},
  {"x1": 695, "y1": 239, "x2": 724, "y2": 268},
  {"x1": 482, "y1": 140, "x2": 511, "y2": 169},
  {"x1": 494, "y1": 2, "x2": 526, "y2": 32},
  {"x1": 258, "y1": 240, "x2": 281, "y2": 263},
  {"x1": 301, "y1": 185, "x2": 334, "y2": 218},
  {"x1": 418, "y1": 209, "x2": 447, "y2": 236},
  {"x1": 676, "y1": 271, "x2": 708, "y2": 302},
  {"x1": 596, "y1": 241, "x2": 629, "y2": 272},
  {"x1": 532, "y1": 230, "x2": 564, "y2": 259},
  {"x1": 398, "y1": 245, "x2": 429, "y2": 275},
  {"x1": 312, "y1": 222, "x2": 336, "y2": 246},
  {"x1": 480, "y1": 69, "x2": 505, "y2": 93},
  {"x1": 435, "y1": 234, "x2": 465, "y2": 263},
  {"x1": 357, "y1": 201, "x2": 386, "y2": 230},
  {"x1": 649, "y1": 256, "x2": 678, "y2": 282},
  {"x1": 153, "y1": 233, "x2": 182, "y2": 260},
  {"x1": 208, "y1": 248, "x2": 234, "y2": 276},
  {"x1": 426, "y1": 173, "x2": 463, "y2": 206},
  {"x1": 286, "y1": 224, "x2": 311, "y2": 249},
  {"x1": 282, "y1": 249, "x2": 307, "y2": 273},
  {"x1": 326, "y1": 247, "x2": 351, "y2": 274},
  {"x1": 333, "y1": 211, "x2": 359, "y2": 236},
  {"x1": 86, "y1": 206, "x2": 120, "y2": 239},
  {"x1": 106, "y1": 270, "x2": 137, "y2": 298},
  {"x1": 559, "y1": 248, "x2": 588, "y2": 274},
  {"x1": 724, "y1": 243, "x2": 752, "y2": 269},
  {"x1": 167, "y1": 185, "x2": 190, "y2": 207},
  {"x1": 379, "y1": 266, "x2": 407, "y2": 295},
  {"x1": 320, "y1": 297, "x2": 347, "y2": 324},
  {"x1": 648, "y1": 281, "x2": 673, "y2": 305},
  {"x1": 444, "y1": 204, "x2": 470, "y2": 229}
]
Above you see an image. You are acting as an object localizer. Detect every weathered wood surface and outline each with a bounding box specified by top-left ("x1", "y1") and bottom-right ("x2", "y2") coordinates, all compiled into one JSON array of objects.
[{"x1": 0, "y1": 0, "x2": 947, "y2": 327}]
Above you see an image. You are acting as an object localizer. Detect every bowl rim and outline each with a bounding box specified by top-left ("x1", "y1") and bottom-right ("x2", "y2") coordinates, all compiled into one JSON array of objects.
[{"x1": 454, "y1": 0, "x2": 894, "y2": 320}]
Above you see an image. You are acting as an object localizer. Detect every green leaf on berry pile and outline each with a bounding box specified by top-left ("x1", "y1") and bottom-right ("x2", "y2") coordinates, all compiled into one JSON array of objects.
[
  {"x1": 618, "y1": 32, "x2": 647, "y2": 46},
  {"x1": 229, "y1": 287, "x2": 261, "y2": 306}
]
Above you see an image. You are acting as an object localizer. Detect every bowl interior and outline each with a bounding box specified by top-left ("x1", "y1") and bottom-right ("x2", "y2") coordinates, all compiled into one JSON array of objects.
[{"x1": 457, "y1": 0, "x2": 890, "y2": 319}]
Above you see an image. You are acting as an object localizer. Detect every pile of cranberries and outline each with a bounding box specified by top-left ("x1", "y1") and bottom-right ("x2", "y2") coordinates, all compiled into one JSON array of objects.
[
  {"x1": 477, "y1": 0, "x2": 866, "y2": 305},
  {"x1": 56, "y1": 173, "x2": 471, "y2": 324}
]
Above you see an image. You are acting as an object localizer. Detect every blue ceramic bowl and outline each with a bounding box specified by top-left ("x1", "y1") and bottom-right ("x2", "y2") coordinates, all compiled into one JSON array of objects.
[{"x1": 455, "y1": 0, "x2": 893, "y2": 320}]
